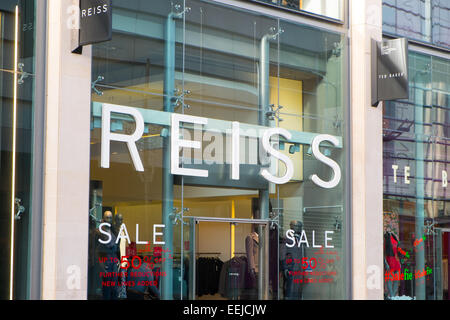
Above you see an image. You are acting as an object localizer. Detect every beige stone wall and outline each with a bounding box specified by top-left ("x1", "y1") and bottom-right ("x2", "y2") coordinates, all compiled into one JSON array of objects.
[
  {"x1": 350, "y1": 0, "x2": 384, "y2": 300},
  {"x1": 42, "y1": 0, "x2": 91, "y2": 300}
]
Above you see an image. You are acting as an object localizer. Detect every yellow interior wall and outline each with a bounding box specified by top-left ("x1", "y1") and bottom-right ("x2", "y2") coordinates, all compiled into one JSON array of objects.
[
  {"x1": 270, "y1": 77, "x2": 303, "y2": 181},
  {"x1": 197, "y1": 221, "x2": 251, "y2": 263},
  {"x1": 198, "y1": 222, "x2": 231, "y2": 262},
  {"x1": 93, "y1": 82, "x2": 164, "y2": 109}
]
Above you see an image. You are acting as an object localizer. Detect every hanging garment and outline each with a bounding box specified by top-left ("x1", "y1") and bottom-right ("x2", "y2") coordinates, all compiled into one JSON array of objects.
[
  {"x1": 218, "y1": 256, "x2": 247, "y2": 299},
  {"x1": 245, "y1": 232, "x2": 259, "y2": 294},
  {"x1": 245, "y1": 233, "x2": 259, "y2": 274},
  {"x1": 196, "y1": 257, "x2": 224, "y2": 297},
  {"x1": 269, "y1": 226, "x2": 279, "y2": 297}
]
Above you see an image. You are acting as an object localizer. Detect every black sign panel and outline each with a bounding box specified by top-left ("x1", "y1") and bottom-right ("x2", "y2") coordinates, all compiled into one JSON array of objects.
[
  {"x1": 372, "y1": 38, "x2": 409, "y2": 106},
  {"x1": 79, "y1": 0, "x2": 112, "y2": 47}
]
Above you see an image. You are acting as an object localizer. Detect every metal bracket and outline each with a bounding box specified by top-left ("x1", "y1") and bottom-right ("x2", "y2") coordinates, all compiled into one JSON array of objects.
[
  {"x1": 172, "y1": 88, "x2": 191, "y2": 110},
  {"x1": 266, "y1": 104, "x2": 284, "y2": 122},
  {"x1": 332, "y1": 42, "x2": 343, "y2": 58},
  {"x1": 333, "y1": 114, "x2": 342, "y2": 130},
  {"x1": 269, "y1": 210, "x2": 281, "y2": 230},
  {"x1": 89, "y1": 204, "x2": 102, "y2": 224},
  {"x1": 17, "y1": 63, "x2": 30, "y2": 85},
  {"x1": 14, "y1": 198, "x2": 25, "y2": 220},
  {"x1": 173, "y1": 4, "x2": 191, "y2": 18},
  {"x1": 92, "y1": 75, "x2": 104, "y2": 96},
  {"x1": 334, "y1": 216, "x2": 342, "y2": 232},
  {"x1": 170, "y1": 207, "x2": 190, "y2": 225},
  {"x1": 425, "y1": 220, "x2": 435, "y2": 236},
  {"x1": 267, "y1": 26, "x2": 284, "y2": 40}
]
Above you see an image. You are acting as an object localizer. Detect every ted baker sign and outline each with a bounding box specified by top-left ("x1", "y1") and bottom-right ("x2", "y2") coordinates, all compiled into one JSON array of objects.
[
  {"x1": 391, "y1": 164, "x2": 448, "y2": 188},
  {"x1": 100, "y1": 104, "x2": 342, "y2": 189}
]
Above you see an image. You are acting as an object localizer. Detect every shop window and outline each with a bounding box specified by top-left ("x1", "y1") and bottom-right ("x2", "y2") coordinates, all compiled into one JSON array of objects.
[
  {"x1": 88, "y1": 0, "x2": 348, "y2": 300},
  {"x1": 383, "y1": 52, "x2": 450, "y2": 300}
]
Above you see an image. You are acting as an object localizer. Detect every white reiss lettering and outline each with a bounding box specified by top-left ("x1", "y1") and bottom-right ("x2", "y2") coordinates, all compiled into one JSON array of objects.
[
  {"x1": 81, "y1": 4, "x2": 108, "y2": 18},
  {"x1": 100, "y1": 104, "x2": 343, "y2": 189}
]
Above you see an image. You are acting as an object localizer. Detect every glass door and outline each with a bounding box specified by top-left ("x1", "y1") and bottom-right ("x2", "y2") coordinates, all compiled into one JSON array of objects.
[{"x1": 0, "y1": 0, "x2": 36, "y2": 300}]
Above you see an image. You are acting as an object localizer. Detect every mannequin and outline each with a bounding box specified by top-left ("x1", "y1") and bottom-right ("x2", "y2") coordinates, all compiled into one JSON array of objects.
[
  {"x1": 112, "y1": 213, "x2": 125, "y2": 263},
  {"x1": 384, "y1": 230, "x2": 401, "y2": 298},
  {"x1": 98, "y1": 210, "x2": 119, "y2": 300},
  {"x1": 280, "y1": 221, "x2": 305, "y2": 300},
  {"x1": 113, "y1": 213, "x2": 127, "y2": 299},
  {"x1": 88, "y1": 214, "x2": 102, "y2": 298},
  {"x1": 113, "y1": 213, "x2": 123, "y2": 237}
]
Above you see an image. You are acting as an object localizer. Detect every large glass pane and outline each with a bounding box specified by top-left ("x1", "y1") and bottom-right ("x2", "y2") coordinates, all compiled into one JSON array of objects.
[
  {"x1": 89, "y1": 0, "x2": 348, "y2": 301},
  {"x1": 274, "y1": 20, "x2": 347, "y2": 300},
  {"x1": 88, "y1": 0, "x2": 186, "y2": 300},
  {"x1": 0, "y1": 0, "x2": 36, "y2": 300},
  {"x1": 383, "y1": 52, "x2": 450, "y2": 300}
]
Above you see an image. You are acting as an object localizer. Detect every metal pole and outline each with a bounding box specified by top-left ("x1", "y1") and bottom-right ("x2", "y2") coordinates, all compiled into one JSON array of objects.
[
  {"x1": 258, "y1": 34, "x2": 271, "y2": 300},
  {"x1": 186, "y1": 216, "x2": 270, "y2": 224},
  {"x1": 265, "y1": 222, "x2": 269, "y2": 300},
  {"x1": 30, "y1": 0, "x2": 47, "y2": 300},
  {"x1": 189, "y1": 218, "x2": 196, "y2": 300},
  {"x1": 414, "y1": 85, "x2": 425, "y2": 300},
  {"x1": 258, "y1": 190, "x2": 269, "y2": 300},
  {"x1": 259, "y1": 35, "x2": 270, "y2": 127},
  {"x1": 434, "y1": 229, "x2": 442, "y2": 300},
  {"x1": 162, "y1": 12, "x2": 176, "y2": 300}
]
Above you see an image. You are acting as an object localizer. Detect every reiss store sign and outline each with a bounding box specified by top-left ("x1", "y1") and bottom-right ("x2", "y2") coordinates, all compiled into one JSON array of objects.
[{"x1": 99, "y1": 104, "x2": 343, "y2": 189}]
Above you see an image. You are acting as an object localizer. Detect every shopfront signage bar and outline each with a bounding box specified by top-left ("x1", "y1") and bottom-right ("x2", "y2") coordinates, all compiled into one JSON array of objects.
[
  {"x1": 371, "y1": 38, "x2": 409, "y2": 106},
  {"x1": 94, "y1": 103, "x2": 343, "y2": 189}
]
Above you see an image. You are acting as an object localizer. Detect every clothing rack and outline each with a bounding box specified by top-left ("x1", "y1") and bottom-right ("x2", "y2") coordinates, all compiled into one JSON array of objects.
[
  {"x1": 196, "y1": 252, "x2": 221, "y2": 256},
  {"x1": 195, "y1": 252, "x2": 247, "y2": 256}
]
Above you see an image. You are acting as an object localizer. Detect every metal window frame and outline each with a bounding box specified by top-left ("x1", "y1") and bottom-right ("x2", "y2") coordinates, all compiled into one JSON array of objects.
[
  {"x1": 383, "y1": 32, "x2": 450, "y2": 57},
  {"x1": 344, "y1": 28, "x2": 352, "y2": 301},
  {"x1": 245, "y1": 0, "x2": 345, "y2": 25},
  {"x1": 209, "y1": 0, "x2": 349, "y2": 35},
  {"x1": 408, "y1": 43, "x2": 450, "y2": 61},
  {"x1": 29, "y1": 0, "x2": 46, "y2": 300}
]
